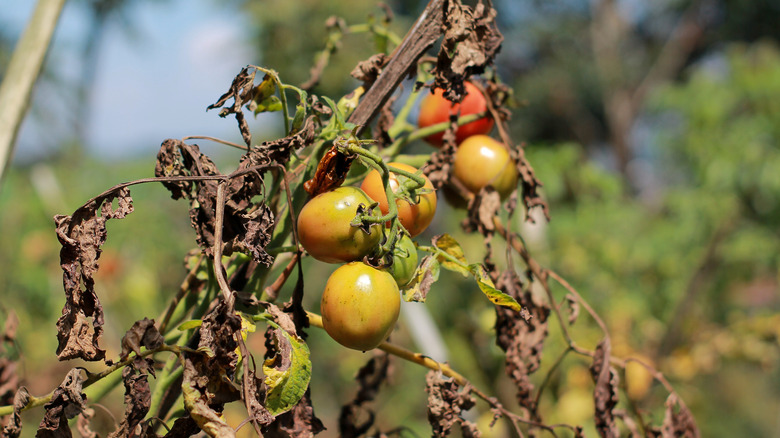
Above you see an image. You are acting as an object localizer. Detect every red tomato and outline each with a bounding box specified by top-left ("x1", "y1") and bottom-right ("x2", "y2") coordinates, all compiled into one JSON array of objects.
[
  {"x1": 453, "y1": 135, "x2": 518, "y2": 200},
  {"x1": 360, "y1": 162, "x2": 437, "y2": 237},
  {"x1": 297, "y1": 187, "x2": 383, "y2": 263},
  {"x1": 320, "y1": 262, "x2": 400, "y2": 351},
  {"x1": 417, "y1": 81, "x2": 494, "y2": 147}
]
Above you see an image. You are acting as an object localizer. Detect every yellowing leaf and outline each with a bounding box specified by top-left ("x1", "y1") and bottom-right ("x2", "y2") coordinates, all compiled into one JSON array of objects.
[
  {"x1": 469, "y1": 264, "x2": 523, "y2": 312},
  {"x1": 434, "y1": 234, "x2": 470, "y2": 277},
  {"x1": 403, "y1": 255, "x2": 440, "y2": 303},
  {"x1": 263, "y1": 329, "x2": 312, "y2": 416}
]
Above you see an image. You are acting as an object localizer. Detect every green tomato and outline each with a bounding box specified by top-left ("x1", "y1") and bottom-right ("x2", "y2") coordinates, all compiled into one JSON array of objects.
[{"x1": 389, "y1": 233, "x2": 418, "y2": 287}]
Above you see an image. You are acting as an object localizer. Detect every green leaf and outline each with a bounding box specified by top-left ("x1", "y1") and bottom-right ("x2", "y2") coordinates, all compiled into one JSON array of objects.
[
  {"x1": 433, "y1": 234, "x2": 470, "y2": 277},
  {"x1": 263, "y1": 329, "x2": 312, "y2": 416},
  {"x1": 403, "y1": 255, "x2": 440, "y2": 303},
  {"x1": 468, "y1": 264, "x2": 523, "y2": 312},
  {"x1": 177, "y1": 319, "x2": 203, "y2": 331},
  {"x1": 254, "y1": 95, "x2": 283, "y2": 114}
]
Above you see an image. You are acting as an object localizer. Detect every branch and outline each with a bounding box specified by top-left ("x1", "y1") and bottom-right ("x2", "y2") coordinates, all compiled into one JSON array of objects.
[
  {"x1": 0, "y1": 0, "x2": 67, "y2": 183},
  {"x1": 347, "y1": 0, "x2": 445, "y2": 132}
]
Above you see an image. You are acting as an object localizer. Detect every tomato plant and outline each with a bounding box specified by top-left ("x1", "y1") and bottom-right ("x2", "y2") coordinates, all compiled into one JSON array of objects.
[
  {"x1": 297, "y1": 186, "x2": 383, "y2": 263},
  {"x1": 417, "y1": 80, "x2": 494, "y2": 147},
  {"x1": 320, "y1": 262, "x2": 401, "y2": 351},
  {"x1": 360, "y1": 162, "x2": 437, "y2": 237},
  {"x1": 453, "y1": 134, "x2": 518, "y2": 200}
]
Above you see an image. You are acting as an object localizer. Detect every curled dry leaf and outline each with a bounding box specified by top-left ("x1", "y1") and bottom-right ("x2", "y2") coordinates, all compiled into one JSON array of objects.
[
  {"x1": 339, "y1": 353, "x2": 391, "y2": 438},
  {"x1": 2, "y1": 387, "x2": 30, "y2": 438},
  {"x1": 107, "y1": 364, "x2": 153, "y2": 438},
  {"x1": 303, "y1": 145, "x2": 355, "y2": 196},
  {"x1": 54, "y1": 187, "x2": 134, "y2": 361},
  {"x1": 36, "y1": 368, "x2": 87, "y2": 438},
  {"x1": 206, "y1": 66, "x2": 256, "y2": 146},
  {"x1": 495, "y1": 270, "x2": 549, "y2": 414},
  {"x1": 155, "y1": 139, "x2": 276, "y2": 267},
  {"x1": 351, "y1": 53, "x2": 389, "y2": 86},
  {"x1": 425, "y1": 371, "x2": 479, "y2": 437},
  {"x1": 424, "y1": 143, "x2": 456, "y2": 190},
  {"x1": 261, "y1": 390, "x2": 325, "y2": 438},
  {"x1": 590, "y1": 339, "x2": 620, "y2": 438},
  {"x1": 650, "y1": 394, "x2": 700, "y2": 438},
  {"x1": 432, "y1": 0, "x2": 503, "y2": 94},
  {"x1": 119, "y1": 317, "x2": 163, "y2": 360}
]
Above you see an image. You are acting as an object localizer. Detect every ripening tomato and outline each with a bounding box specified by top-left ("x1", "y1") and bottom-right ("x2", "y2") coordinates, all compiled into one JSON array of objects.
[
  {"x1": 297, "y1": 187, "x2": 383, "y2": 263},
  {"x1": 388, "y1": 233, "x2": 418, "y2": 287},
  {"x1": 360, "y1": 163, "x2": 437, "y2": 237},
  {"x1": 320, "y1": 262, "x2": 401, "y2": 351},
  {"x1": 417, "y1": 81, "x2": 494, "y2": 147},
  {"x1": 453, "y1": 135, "x2": 518, "y2": 200}
]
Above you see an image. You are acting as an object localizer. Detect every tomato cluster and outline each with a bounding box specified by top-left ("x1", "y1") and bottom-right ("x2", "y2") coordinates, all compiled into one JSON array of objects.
[
  {"x1": 297, "y1": 78, "x2": 520, "y2": 352},
  {"x1": 297, "y1": 164, "x2": 431, "y2": 351},
  {"x1": 418, "y1": 81, "x2": 519, "y2": 203}
]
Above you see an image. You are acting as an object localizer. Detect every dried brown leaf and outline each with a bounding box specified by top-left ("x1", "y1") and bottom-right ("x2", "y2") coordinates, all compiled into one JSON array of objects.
[
  {"x1": 207, "y1": 67, "x2": 256, "y2": 146},
  {"x1": 107, "y1": 364, "x2": 153, "y2": 438},
  {"x1": 261, "y1": 390, "x2": 325, "y2": 438},
  {"x1": 432, "y1": 0, "x2": 503, "y2": 92},
  {"x1": 303, "y1": 145, "x2": 356, "y2": 196},
  {"x1": 155, "y1": 139, "x2": 276, "y2": 267},
  {"x1": 54, "y1": 188, "x2": 133, "y2": 361},
  {"x1": 75, "y1": 408, "x2": 98, "y2": 438},
  {"x1": 120, "y1": 318, "x2": 163, "y2": 360},
  {"x1": 351, "y1": 53, "x2": 389, "y2": 86},
  {"x1": 425, "y1": 371, "x2": 478, "y2": 437},
  {"x1": 650, "y1": 394, "x2": 700, "y2": 438},
  {"x1": 339, "y1": 353, "x2": 391, "y2": 437},
  {"x1": 2, "y1": 387, "x2": 30, "y2": 438},
  {"x1": 36, "y1": 368, "x2": 87, "y2": 438},
  {"x1": 494, "y1": 271, "x2": 549, "y2": 413},
  {"x1": 590, "y1": 339, "x2": 620, "y2": 438}
]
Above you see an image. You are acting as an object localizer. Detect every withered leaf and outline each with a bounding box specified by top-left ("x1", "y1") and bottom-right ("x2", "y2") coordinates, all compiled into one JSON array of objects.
[
  {"x1": 351, "y1": 53, "x2": 389, "y2": 86},
  {"x1": 181, "y1": 356, "x2": 236, "y2": 438},
  {"x1": 339, "y1": 353, "x2": 391, "y2": 438},
  {"x1": 75, "y1": 408, "x2": 98, "y2": 438},
  {"x1": 425, "y1": 371, "x2": 478, "y2": 437},
  {"x1": 107, "y1": 365, "x2": 153, "y2": 438},
  {"x1": 651, "y1": 394, "x2": 700, "y2": 438},
  {"x1": 2, "y1": 387, "x2": 30, "y2": 438},
  {"x1": 242, "y1": 367, "x2": 275, "y2": 431},
  {"x1": 54, "y1": 187, "x2": 133, "y2": 361},
  {"x1": 590, "y1": 339, "x2": 620, "y2": 438},
  {"x1": 424, "y1": 143, "x2": 456, "y2": 190},
  {"x1": 564, "y1": 294, "x2": 580, "y2": 326},
  {"x1": 207, "y1": 66, "x2": 256, "y2": 146},
  {"x1": 120, "y1": 318, "x2": 163, "y2": 360},
  {"x1": 155, "y1": 139, "x2": 276, "y2": 267},
  {"x1": 433, "y1": 0, "x2": 503, "y2": 92},
  {"x1": 402, "y1": 255, "x2": 440, "y2": 303},
  {"x1": 261, "y1": 390, "x2": 325, "y2": 438},
  {"x1": 494, "y1": 270, "x2": 549, "y2": 413},
  {"x1": 303, "y1": 145, "x2": 355, "y2": 196},
  {"x1": 162, "y1": 416, "x2": 200, "y2": 438},
  {"x1": 36, "y1": 368, "x2": 87, "y2": 438}
]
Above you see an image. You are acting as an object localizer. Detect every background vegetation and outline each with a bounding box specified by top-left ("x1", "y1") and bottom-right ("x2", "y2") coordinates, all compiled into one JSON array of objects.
[{"x1": 1, "y1": 0, "x2": 778, "y2": 436}]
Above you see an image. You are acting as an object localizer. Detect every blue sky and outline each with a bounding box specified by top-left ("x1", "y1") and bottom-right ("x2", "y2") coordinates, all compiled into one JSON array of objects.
[{"x1": 6, "y1": 0, "x2": 261, "y2": 162}]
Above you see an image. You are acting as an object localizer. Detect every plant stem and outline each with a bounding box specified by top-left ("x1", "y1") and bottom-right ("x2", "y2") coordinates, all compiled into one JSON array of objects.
[{"x1": 0, "y1": 0, "x2": 66, "y2": 184}]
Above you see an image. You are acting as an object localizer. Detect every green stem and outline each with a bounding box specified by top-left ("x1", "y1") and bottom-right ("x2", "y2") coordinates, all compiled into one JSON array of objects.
[{"x1": 384, "y1": 111, "x2": 488, "y2": 158}]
